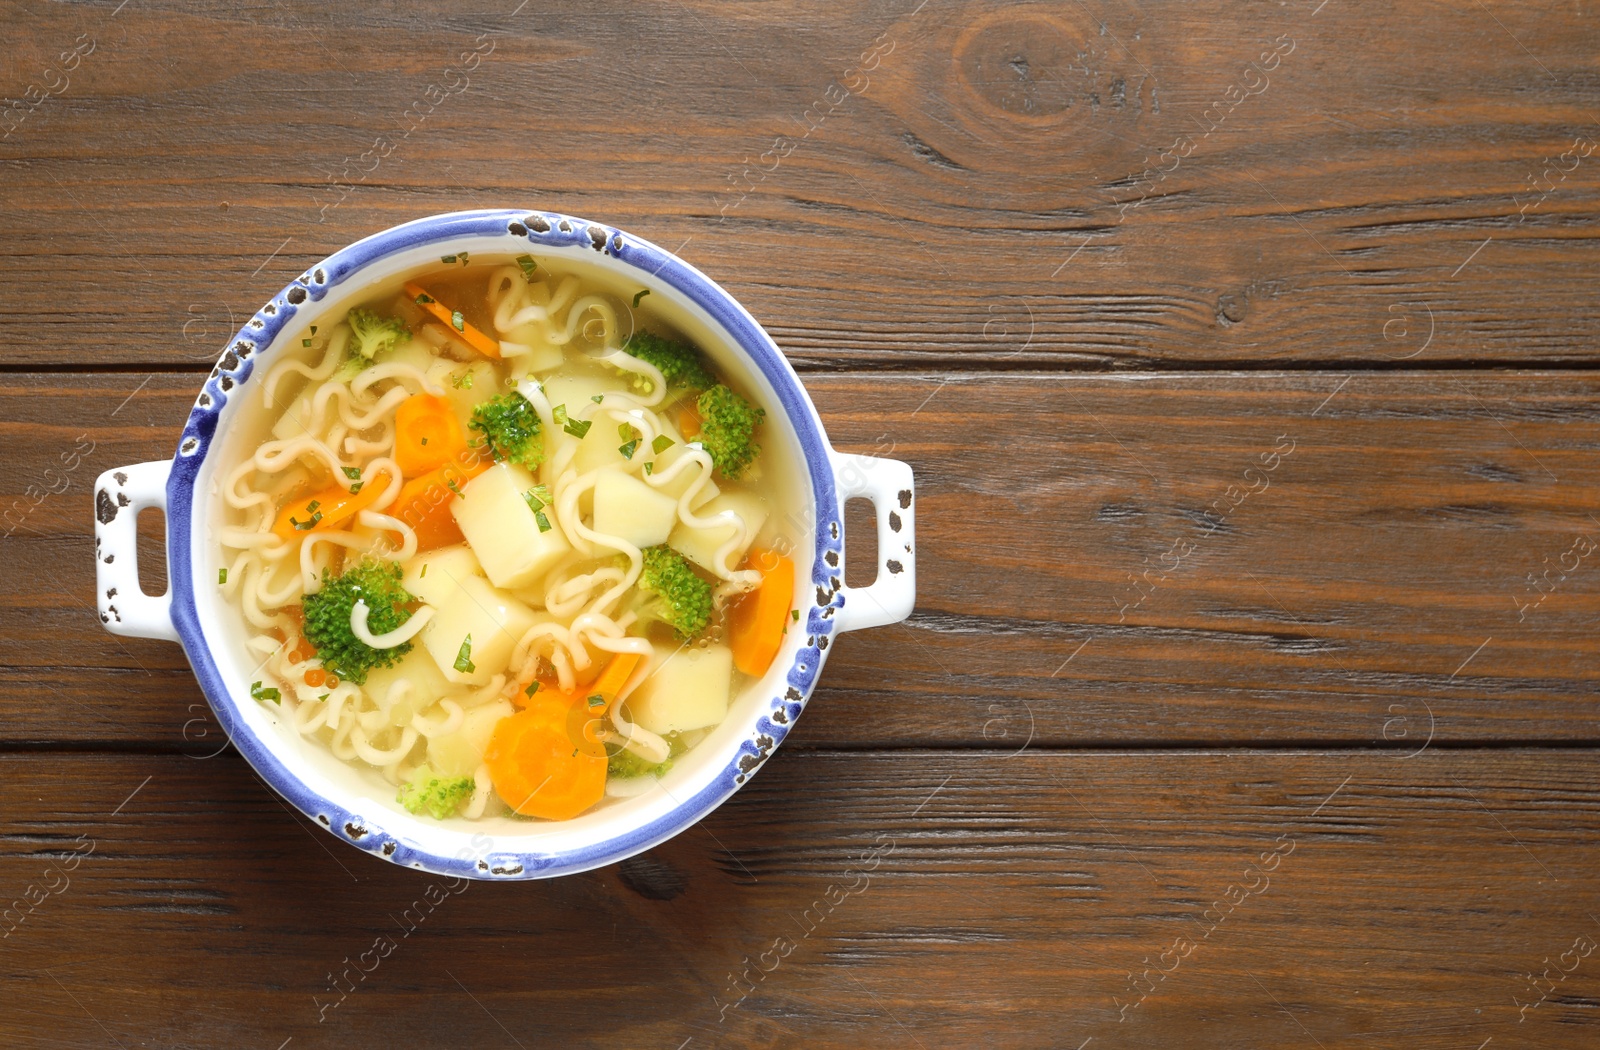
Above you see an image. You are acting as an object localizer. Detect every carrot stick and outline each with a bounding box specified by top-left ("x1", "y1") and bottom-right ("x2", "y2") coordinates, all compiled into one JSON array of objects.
[
  {"x1": 394, "y1": 393, "x2": 466, "y2": 477},
  {"x1": 727, "y1": 549, "x2": 795, "y2": 677},
  {"x1": 403, "y1": 282, "x2": 501, "y2": 358},
  {"x1": 271, "y1": 467, "x2": 393, "y2": 543},
  {"x1": 588, "y1": 652, "x2": 641, "y2": 710}
]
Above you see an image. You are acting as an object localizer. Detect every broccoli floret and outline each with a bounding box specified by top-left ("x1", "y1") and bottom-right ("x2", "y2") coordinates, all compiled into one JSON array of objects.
[
  {"x1": 347, "y1": 307, "x2": 409, "y2": 361},
  {"x1": 620, "y1": 331, "x2": 717, "y2": 397},
  {"x1": 469, "y1": 393, "x2": 544, "y2": 470},
  {"x1": 396, "y1": 764, "x2": 474, "y2": 819},
  {"x1": 637, "y1": 546, "x2": 712, "y2": 639},
  {"x1": 695, "y1": 384, "x2": 764, "y2": 479},
  {"x1": 608, "y1": 748, "x2": 674, "y2": 779},
  {"x1": 301, "y1": 561, "x2": 417, "y2": 685}
]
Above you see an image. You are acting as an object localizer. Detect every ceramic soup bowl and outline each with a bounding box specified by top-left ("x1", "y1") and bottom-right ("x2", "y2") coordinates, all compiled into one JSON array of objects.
[{"x1": 92, "y1": 209, "x2": 915, "y2": 879}]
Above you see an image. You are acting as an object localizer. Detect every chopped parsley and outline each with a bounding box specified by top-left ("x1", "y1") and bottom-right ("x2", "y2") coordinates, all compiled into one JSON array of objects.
[
  {"x1": 534, "y1": 509, "x2": 552, "y2": 533},
  {"x1": 552, "y1": 403, "x2": 568, "y2": 425},
  {"x1": 652, "y1": 434, "x2": 674, "y2": 455},
  {"x1": 591, "y1": 394, "x2": 604, "y2": 403},
  {"x1": 453, "y1": 635, "x2": 475, "y2": 674},
  {"x1": 218, "y1": 568, "x2": 227, "y2": 585},
  {"x1": 619, "y1": 438, "x2": 639, "y2": 460},
  {"x1": 563, "y1": 417, "x2": 592, "y2": 439},
  {"x1": 310, "y1": 325, "x2": 318, "y2": 334},
  {"x1": 290, "y1": 510, "x2": 323, "y2": 531},
  {"x1": 587, "y1": 693, "x2": 606, "y2": 709},
  {"x1": 440, "y1": 255, "x2": 457, "y2": 264},
  {"x1": 251, "y1": 680, "x2": 281, "y2": 704},
  {"x1": 415, "y1": 292, "x2": 435, "y2": 305},
  {"x1": 524, "y1": 680, "x2": 540, "y2": 697},
  {"x1": 446, "y1": 477, "x2": 463, "y2": 497},
  {"x1": 516, "y1": 254, "x2": 537, "y2": 281},
  {"x1": 342, "y1": 466, "x2": 362, "y2": 480},
  {"x1": 419, "y1": 564, "x2": 428, "y2": 577},
  {"x1": 632, "y1": 289, "x2": 650, "y2": 308},
  {"x1": 791, "y1": 609, "x2": 800, "y2": 621},
  {"x1": 523, "y1": 488, "x2": 545, "y2": 513},
  {"x1": 643, "y1": 462, "x2": 654, "y2": 476},
  {"x1": 451, "y1": 310, "x2": 465, "y2": 332},
  {"x1": 302, "y1": 338, "x2": 312, "y2": 347},
  {"x1": 451, "y1": 370, "x2": 473, "y2": 389}
]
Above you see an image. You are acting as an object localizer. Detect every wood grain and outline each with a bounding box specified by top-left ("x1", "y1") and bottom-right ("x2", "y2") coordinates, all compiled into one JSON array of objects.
[
  {"x1": 1, "y1": 750, "x2": 1595, "y2": 1049},
  {"x1": 4, "y1": 1, "x2": 1600, "y2": 369},
  {"x1": 7, "y1": 370, "x2": 1600, "y2": 749}
]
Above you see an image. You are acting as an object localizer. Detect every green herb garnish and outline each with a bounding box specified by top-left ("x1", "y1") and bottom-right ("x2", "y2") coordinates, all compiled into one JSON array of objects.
[
  {"x1": 343, "y1": 466, "x2": 362, "y2": 480},
  {"x1": 415, "y1": 292, "x2": 435, "y2": 305},
  {"x1": 534, "y1": 509, "x2": 552, "y2": 533},
  {"x1": 446, "y1": 478, "x2": 463, "y2": 497},
  {"x1": 652, "y1": 435, "x2": 674, "y2": 455},
  {"x1": 290, "y1": 511, "x2": 323, "y2": 531},
  {"x1": 218, "y1": 568, "x2": 228, "y2": 585},
  {"x1": 592, "y1": 394, "x2": 605, "y2": 404},
  {"x1": 302, "y1": 339, "x2": 312, "y2": 347},
  {"x1": 792, "y1": 609, "x2": 800, "y2": 621},
  {"x1": 451, "y1": 310, "x2": 465, "y2": 332},
  {"x1": 563, "y1": 418, "x2": 592, "y2": 439},
  {"x1": 453, "y1": 635, "x2": 475, "y2": 674},
  {"x1": 619, "y1": 439, "x2": 639, "y2": 460},
  {"x1": 643, "y1": 462, "x2": 654, "y2": 476},
  {"x1": 251, "y1": 681, "x2": 282, "y2": 704},
  {"x1": 587, "y1": 693, "x2": 605, "y2": 709},
  {"x1": 516, "y1": 254, "x2": 537, "y2": 281},
  {"x1": 523, "y1": 489, "x2": 544, "y2": 513},
  {"x1": 440, "y1": 255, "x2": 457, "y2": 265},
  {"x1": 632, "y1": 289, "x2": 650, "y2": 308},
  {"x1": 452, "y1": 370, "x2": 473, "y2": 389},
  {"x1": 552, "y1": 403, "x2": 568, "y2": 425}
]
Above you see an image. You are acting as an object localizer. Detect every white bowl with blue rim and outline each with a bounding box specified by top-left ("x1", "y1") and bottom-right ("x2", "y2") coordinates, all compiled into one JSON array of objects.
[{"x1": 91, "y1": 210, "x2": 915, "y2": 879}]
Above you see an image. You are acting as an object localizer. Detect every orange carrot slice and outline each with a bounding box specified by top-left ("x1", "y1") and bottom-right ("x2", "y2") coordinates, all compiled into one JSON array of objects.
[
  {"x1": 394, "y1": 393, "x2": 466, "y2": 477},
  {"x1": 485, "y1": 692, "x2": 607, "y2": 820},
  {"x1": 390, "y1": 449, "x2": 491, "y2": 552}
]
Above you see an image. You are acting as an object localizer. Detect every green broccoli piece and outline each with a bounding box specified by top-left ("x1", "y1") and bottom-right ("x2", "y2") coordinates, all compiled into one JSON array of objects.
[
  {"x1": 695, "y1": 384, "x2": 764, "y2": 479},
  {"x1": 607, "y1": 730, "x2": 686, "y2": 779},
  {"x1": 608, "y1": 748, "x2": 674, "y2": 779},
  {"x1": 469, "y1": 393, "x2": 545, "y2": 470},
  {"x1": 620, "y1": 331, "x2": 717, "y2": 397},
  {"x1": 396, "y1": 764, "x2": 475, "y2": 819},
  {"x1": 637, "y1": 546, "x2": 712, "y2": 640},
  {"x1": 301, "y1": 561, "x2": 416, "y2": 685},
  {"x1": 347, "y1": 307, "x2": 410, "y2": 361},
  {"x1": 333, "y1": 308, "x2": 409, "y2": 381}
]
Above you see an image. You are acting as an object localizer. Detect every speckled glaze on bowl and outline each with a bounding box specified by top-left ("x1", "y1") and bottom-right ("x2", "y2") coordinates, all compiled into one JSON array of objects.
[{"x1": 92, "y1": 209, "x2": 915, "y2": 879}]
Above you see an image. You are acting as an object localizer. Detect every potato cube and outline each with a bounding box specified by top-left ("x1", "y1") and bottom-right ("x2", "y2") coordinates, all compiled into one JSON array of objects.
[
  {"x1": 427, "y1": 699, "x2": 514, "y2": 778},
  {"x1": 362, "y1": 646, "x2": 455, "y2": 727},
  {"x1": 453, "y1": 462, "x2": 571, "y2": 590},
  {"x1": 400, "y1": 544, "x2": 483, "y2": 609},
  {"x1": 651, "y1": 442, "x2": 719, "y2": 510},
  {"x1": 626, "y1": 644, "x2": 734, "y2": 735},
  {"x1": 668, "y1": 489, "x2": 769, "y2": 573},
  {"x1": 592, "y1": 469, "x2": 679, "y2": 549},
  {"x1": 423, "y1": 575, "x2": 539, "y2": 686}
]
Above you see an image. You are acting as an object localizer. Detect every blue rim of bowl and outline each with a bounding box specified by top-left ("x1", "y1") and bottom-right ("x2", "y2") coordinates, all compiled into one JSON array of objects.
[{"x1": 166, "y1": 209, "x2": 845, "y2": 878}]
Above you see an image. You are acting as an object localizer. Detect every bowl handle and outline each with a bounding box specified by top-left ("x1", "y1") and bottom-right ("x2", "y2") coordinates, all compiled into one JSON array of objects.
[
  {"x1": 828, "y1": 452, "x2": 916, "y2": 633},
  {"x1": 93, "y1": 460, "x2": 179, "y2": 642}
]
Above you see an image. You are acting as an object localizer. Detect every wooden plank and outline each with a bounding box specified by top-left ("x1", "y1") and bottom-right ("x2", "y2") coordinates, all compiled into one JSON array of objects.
[
  {"x1": 6, "y1": 370, "x2": 1600, "y2": 748},
  {"x1": 1, "y1": 749, "x2": 1595, "y2": 1048},
  {"x1": 3, "y1": 2, "x2": 1600, "y2": 369}
]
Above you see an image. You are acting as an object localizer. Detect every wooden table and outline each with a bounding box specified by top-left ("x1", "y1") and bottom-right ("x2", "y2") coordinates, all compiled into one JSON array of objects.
[{"x1": 5, "y1": 1, "x2": 1600, "y2": 1046}]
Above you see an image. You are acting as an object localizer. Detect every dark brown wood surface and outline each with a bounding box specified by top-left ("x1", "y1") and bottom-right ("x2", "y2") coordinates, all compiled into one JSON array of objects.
[{"x1": 4, "y1": 0, "x2": 1600, "y2": 1046}]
